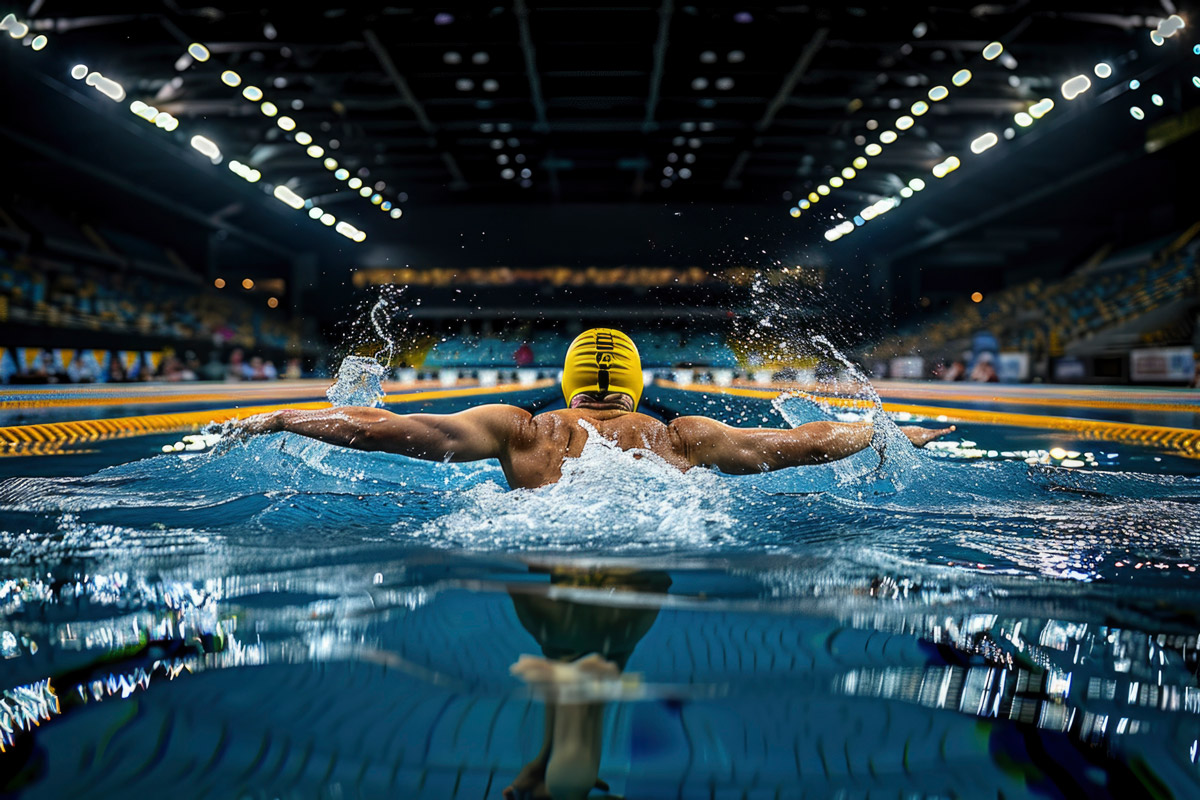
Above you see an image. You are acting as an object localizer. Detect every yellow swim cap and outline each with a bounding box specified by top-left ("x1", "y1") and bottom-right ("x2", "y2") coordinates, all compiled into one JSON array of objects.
[{"x1": 562, "y1": 328, "x2": 643, "y2": 409}]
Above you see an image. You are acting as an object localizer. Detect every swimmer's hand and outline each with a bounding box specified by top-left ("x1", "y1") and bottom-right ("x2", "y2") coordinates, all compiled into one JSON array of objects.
[{"x1": 900, "y1": 425, "x2": 955, "y2": 448}]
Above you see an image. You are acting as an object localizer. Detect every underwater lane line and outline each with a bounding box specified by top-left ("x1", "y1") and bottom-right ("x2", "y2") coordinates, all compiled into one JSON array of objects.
[
  {"x1": 662, "y1": 382, "x2": 1200, "y2": 457},
  {"x1": 0, "y1": 381, "x2": 555, "y2": 454}
]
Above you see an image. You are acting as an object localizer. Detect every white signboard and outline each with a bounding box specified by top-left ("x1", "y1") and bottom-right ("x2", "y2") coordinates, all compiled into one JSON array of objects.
[{"x1": 1130, "y1": 347, "x2": 1195, "y2": 383}]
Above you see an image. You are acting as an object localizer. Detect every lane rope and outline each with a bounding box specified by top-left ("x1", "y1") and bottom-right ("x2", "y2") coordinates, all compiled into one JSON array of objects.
[{"x1": 661, "y1": 381, "x2": 1200, "y2": 458}]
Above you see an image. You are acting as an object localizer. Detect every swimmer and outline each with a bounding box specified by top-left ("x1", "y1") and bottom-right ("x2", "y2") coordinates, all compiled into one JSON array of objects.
[{"x1": 234, "y1": 328, "x2": 953, "y2": 489}]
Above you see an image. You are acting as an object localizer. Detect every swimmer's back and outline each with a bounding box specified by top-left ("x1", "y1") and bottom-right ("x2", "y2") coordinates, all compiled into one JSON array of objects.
[{"x1": 501, "y1": 409, "x2": 688, "y2": 489}]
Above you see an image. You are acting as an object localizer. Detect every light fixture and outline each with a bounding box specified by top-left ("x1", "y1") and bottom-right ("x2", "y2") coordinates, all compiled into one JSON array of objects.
[
  {"x1": 1014, "y1": 111, "x2": 1034, "y2": 127},
  {"x1": 84, "y1": 71, "x2": 125, "y2": 102},
  {"x1": 931, "y1": 156, "x2": 960, "y2": 178},
  {"x1": 816, "y1": 184, "x2": 830, "y2": 195},
  {"x1": 267, "y1": 297, "x2": 279, "y2": 308},
  {"x1": 348, "y1": 177, "x2": 363, "y2": 189},
  {"x1": 70, "y1": 64, "x2": 88, "y2": 79},
  {"x1": 189, "y1": 135, "x2": 220, "y2": 160},
  {"x1": 879, "y1": 130, "x2": 897, "y2": 144},
  {"x1": 1094, "y1": 62, "x2": 1112, "y2": 79},
  {"x1": 799, "y1": 199, "x2": 811, "y2": 209},
  {"x1": 899, "y1": 186, "x2": 913, "y2": 198},
  {"x1": 242, "y1": 85, "x2": 263, "y2": 101},
  {"x1": 320, "y1": 213, "x2": 336, "y2": 226},
  {"x1": 221, "y1": 70, "x2": 241, "y2": 87},
  {"x1": 909, "y1": 177, "x2": 925, "y2": 191},
  {"x1": 370, "y1": 193, "x2": 383, "y2": 205},
  {"x1": 359, "y1": 186, "x2": 372, "y2": 197},
  {"x1": 895, "y1": 115, "x2": 914, "y2": 130},
  {"x1": 852, "y1": 156, "x2": 868, "y2": 169},
  {"x1": 910, "y1": 100, "x2": 929, "y2": 116},
  {"x1": 865, "y1": 143, "x2": 882, "y2": 156},
  {"x1": 242, "y1": 278, "x2": 254, "y2": 289},
  {"x1": 970, "y1": 132, "x2": 999, "y2": 154},
  {"x1": 308, "y1": 207, "x2": 323, "y2": 219},
  {"x1": 260, "y1": 101, "x2": 278, "y2": 116},
  {"x1": 971, "y1": 291, "x2": 983, "y2": 303},
  {"x1": 807, "y1": 192, "x2": 819, "y2": 203},
  {"x1": 928, "y1": 85, "x2": 949, "y2": 102},
  {"x1": 1130, "y1": 106, "x2": 1145, "y2": 120},
  {"x1": 1061, "y1": 74, "x2": 1092, "y2": 100},
  {"x1": 1151, "y1": 93, "x2": 1164, "y2": 106},
  {"x1": 982, "y1": 42, "x2": 1003, "y2": 61},
  {"x1": 323, "y1": 157, "x2": 338, "y2": 170},
  {"x1": 334, "y1": 168, "x2": 349, "y2": 180},
  {"x1": 790, "y1": 207, "x2": 802, "y2": 218},
  {"x1": 390, "y1": 208, "x2": 402, "y2": 219},
  {"x1": 272, "y1": 185, "x2": 305, "y2": 209},
  {"x1": 276, "y1": 115, "x2": 295, "y2": 131},
  {"x1": 829, "y1": 176, "x2": 844, "y2": 188},
  {"x1": 1029, "y1": 98, "x2": 1054, "y2": 118},
  {"x1": 841, "y1": 167, "x2": 856, "y2": 179},
  {"x1": 30, "y1": 35, "x2": 46, "y2": 50},
  {"x1": 187, "y1": 43, "x2": 210, "y2": 61},
  {"x1": 952, "y1": 69, "x2": 972, "y2": 86},
  {"x1": 306, "y1": 145, "x2": 324, "y2": 158},
  {"x1": 214, "y1": 278, "x2": 225, "y2": 288}
]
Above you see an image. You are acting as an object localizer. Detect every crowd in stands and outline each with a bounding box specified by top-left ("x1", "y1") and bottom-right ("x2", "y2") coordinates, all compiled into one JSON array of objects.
[
  {"x1": 869, "y1": 235, "x2": 1199, "y2": 379},
  {"x1": 0, "y1": 346, "x2": 308, "y2": 384},
  {"x1": 0, "y1": 251, "x2": 309, "y2": 353}
]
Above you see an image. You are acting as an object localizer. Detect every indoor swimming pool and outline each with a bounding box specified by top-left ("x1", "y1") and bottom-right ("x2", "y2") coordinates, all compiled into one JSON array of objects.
[{"x1": 0, "y1": 377, "x2": 1198, "y2": 798}]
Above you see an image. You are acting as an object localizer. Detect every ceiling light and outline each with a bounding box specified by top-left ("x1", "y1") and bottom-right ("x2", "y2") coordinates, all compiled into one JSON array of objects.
[
  {"x1": 928, "y1": 85, "x2": 948, "y2": 102},
  {"x1": 306, "y1": 145, "x2": 324, "y2": 158},
  {"x1": 952, "y1": 69, "x2": 971, "y2": 86},
  {"x1": 221, "y1": 70, "x2": 241, "y2": 87},
  {"x1": 910, "y1": 100, "x2": 929, "y2": 116},
  {"x1": 895, "y1": 115, "x2": 914, "y2": 130},
  {"x1": 348, "y1": 177, "x2": 362, "y2": 189},
  {"x1": 816, "y1": 184, "x2": 830, "y2": 195},
  {"x1": 308, "y1": 207, "x2": 323, "y2": 219},
  {"x1": 294, "y1": 131, "x2": 312, "y2": 145},
  {"x1": 260, "y1": 101, "x2": 278, "y2": 116},
  {"x1": 864, "y1": 143, "x2": 882, "y2": 156},
  {"x1": 443, "y1": 51, "x2": 461, "y2": 64},
  {"x1": 323, "y1": 157, "x2": 338, "y2": 170},
  {"x1": 187, "y1": 43, "x2": 210, "y2": 61},
  {"x1": 1130, "y1": 106, "x2": 1145, "y2": 120},
  {"x1": 1061, "y1": 74, "x2": 1092, "y2": 100},
  {"x1": 790, "y1": 208, "x2": 802, "y2": 218},
  {"x1": 1094, "y1": 62, "x2": 1112, "y2": 79},
  {"x1": 359, "y1": 186, "x2": 372, "y2": 197},
  {"x1": 1029, "y1": 98, "x2": 1054, "y2": 118},
  {"x1": 1014, "y1": 111, "x2": 1033, "y2": 127},
  {"x1": 70, "y1": 64, "x2": 88, "y2": 79},
  {"x1": 982, "y1": 42, "x2": 1003, "y2": 60},
  {"x1": 390, "y1": 208, "x2": 402, "y2": 219},
  {"x1": 321, "y1": 213, "x2": 335, "y2": 226},
  {"x1": 829, "y1": 176, "x2": 844, "y2": 187},
  {"x1": 799, "y1": 199, "x2": 810, "y2": 209},
  {"x1": 852, "y1": 156, "x2": 868, "y2": 169},
  {"x1": 30, "y1": 35, "x2": 46, "y2": 50},
  {"x1": 899, "y1": 186, "x2": 913, "y2": 198},
  {"x1": 931, "y1": 156, "x2": 960, "y2": 178},
  {"x1": 242, "y1": 85, "x2": 263, "y2": 101},
  {"x1": 189, "y1": 135, "x2": 220, "y2": 160},
  {"x1": 334, "y1": 168, "x2": 349, "y2": 180},
  {"x1": 272, "y1": 185, "x2": 305, "y2": 209},
  {"x1": 276, "y1": 115, "x2": 295, "y2": 131},
  {"x1": 970, "y1": 132, "x2": 999, "y2": 154},
  {"x1": 879, "y1": 130, "x2": 897, "y2": 144},
  {"x1": 909, "y1": 177, "x2": 925, "y2": 191},
  {"x1": 841, "y1": 167, "x2": 856, "y2": 179},
  {"x1": 1151, "y1": 93, "x2": 1164, "y2": 106},
  {"x1": 242, "y1": 278, "x2": 254, "y2": 289},
  {"x1": 808, "y1": 192, "x2": 820, "y2": 203},
  {"x1": 472, "y1": 51, "x2": 489, "y2": 64},
  {"x1": 370, "y1": 193, "x2": 383, "y2": 205}
]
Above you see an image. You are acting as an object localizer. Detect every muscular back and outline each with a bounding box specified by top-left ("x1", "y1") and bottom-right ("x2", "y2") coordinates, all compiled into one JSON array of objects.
[{"x1": 502, "y1": 409, "x2": 689, "y2": 489}]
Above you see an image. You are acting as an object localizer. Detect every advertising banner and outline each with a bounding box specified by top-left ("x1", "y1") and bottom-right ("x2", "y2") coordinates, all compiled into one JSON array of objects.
[{"x1": 1129, "y1": 347, "x2": 1195, "y2": 383}]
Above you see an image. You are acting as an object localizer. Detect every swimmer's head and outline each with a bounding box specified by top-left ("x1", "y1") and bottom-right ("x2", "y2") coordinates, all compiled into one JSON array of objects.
[{"x1": 562, "y1": 328, "x2": 642, "y2": 411}]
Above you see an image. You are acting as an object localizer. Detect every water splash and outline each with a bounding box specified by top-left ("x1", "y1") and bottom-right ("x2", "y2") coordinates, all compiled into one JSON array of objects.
[
  {"x1": 412, "y1": 422, "x2": 736, "y2": 552},
  {"x1": 325, "y1": 355, "x2": 386, "y2": 408}
]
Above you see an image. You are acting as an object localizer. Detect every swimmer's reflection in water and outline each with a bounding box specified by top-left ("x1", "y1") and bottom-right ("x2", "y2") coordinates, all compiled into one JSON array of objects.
[
  {"x1": 234, "y1": 328, "x2": 952, "y2": 489},
  {"x1": 502, "y1": 565, "x2": 671, "y2": 800}
]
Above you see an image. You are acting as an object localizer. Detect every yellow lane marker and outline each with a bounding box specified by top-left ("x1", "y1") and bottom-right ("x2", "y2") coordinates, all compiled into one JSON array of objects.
[
  {"x1": 727, "y1": 381, "x2": 1200, "y2": 414},
  {"x1": 661, "y1": 381, "x2": 1200, "y2": 458},
  {"x1": 0, "y1": 381, "x2": 554, "y2": 454},
  {"x1": 0, "y1": 379, "x2": 469, "y2": 411}
]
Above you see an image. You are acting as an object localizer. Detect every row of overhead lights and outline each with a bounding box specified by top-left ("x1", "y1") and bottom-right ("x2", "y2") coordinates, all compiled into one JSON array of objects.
[
  {"x1": 444, "y1": 50, "x2": 500, "y2": 93},
  {"x1": 790, "y1": 44, "x2": 999, "y2": 220},
  {"x1": 1, "y1": 19, "x2": 374, "y2": 245},
  {"x1": 821, "y1": 18, "x2": 1191, "y2": 244},
  {"x1": 660, "y1": 121, "x2": 710, "y2": 188},
  {"x1": 480, "y1": 122, "x2": 534, "y2": 187},
  {"x1": 207, "y1": 56, "x2": 403, "y2": 221}
]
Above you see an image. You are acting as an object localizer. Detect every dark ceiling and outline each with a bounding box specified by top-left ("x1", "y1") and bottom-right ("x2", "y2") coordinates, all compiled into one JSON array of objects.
[{"x1": 1, "y1": 1, "x2": 1198, "y2": 316}]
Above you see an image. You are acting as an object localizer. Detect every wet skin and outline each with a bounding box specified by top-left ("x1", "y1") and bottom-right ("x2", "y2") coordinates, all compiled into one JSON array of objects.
[{"x1": 237, "y1": 391, "x2": 953, "y2": 490}]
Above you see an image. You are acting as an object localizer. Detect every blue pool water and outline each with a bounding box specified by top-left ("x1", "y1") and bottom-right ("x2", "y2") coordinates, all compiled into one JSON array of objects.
[{"x1": 1, "y1": 382, "x2": 1198, "y2": 798}]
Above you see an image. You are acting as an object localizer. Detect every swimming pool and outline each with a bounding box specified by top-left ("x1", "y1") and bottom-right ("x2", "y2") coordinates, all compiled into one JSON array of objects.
[{"x1": 1, "y1": 378, "x2": 1198, "y2": 798}]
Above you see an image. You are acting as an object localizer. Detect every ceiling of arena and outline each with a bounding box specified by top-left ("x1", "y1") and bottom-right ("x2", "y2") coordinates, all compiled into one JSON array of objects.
[{"x1": 2, "y1": 1, "x2": 1198, "y2": 298}]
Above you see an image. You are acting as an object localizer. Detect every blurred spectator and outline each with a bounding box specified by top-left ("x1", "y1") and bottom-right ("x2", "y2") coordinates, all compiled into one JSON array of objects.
[
  {"x1": 201, "y1": 352, "x2": 225, "y2": 381},
  {"x1": 285, "y1": 357, "x2": 302, "y2": 380},
  {"x1": 514, "y1": 341, "x2": 534, "y2": 367},
  {"x1": 226, "y1": 348, "x2": 247, "y2": 381},
  {"x1": 942, "y1": 360, "x2": 967, "y2": 381},
  {"x1": 970, "y1": 356, "x2": 999, "y2": 383}
]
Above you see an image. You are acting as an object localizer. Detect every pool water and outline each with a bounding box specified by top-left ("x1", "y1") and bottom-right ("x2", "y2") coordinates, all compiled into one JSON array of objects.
[{"x1": 1, "y1": 384, "x2": 1198, "y2": 798}]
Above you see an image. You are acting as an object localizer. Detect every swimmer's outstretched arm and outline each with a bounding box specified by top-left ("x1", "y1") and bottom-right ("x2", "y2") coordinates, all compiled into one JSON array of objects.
[
  {"x1": 669, "y1": 417, "x2": 954, "y2": 475},
  {"x1": 235, "y1": 404, "x2": 530, "y2": 461}
]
